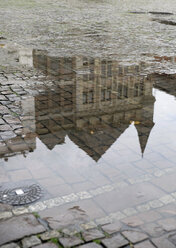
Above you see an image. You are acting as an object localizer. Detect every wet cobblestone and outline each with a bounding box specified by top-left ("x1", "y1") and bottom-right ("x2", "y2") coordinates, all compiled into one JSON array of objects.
[{"x1": 0, "y1": 206, "x2": 176, "y2": 247}]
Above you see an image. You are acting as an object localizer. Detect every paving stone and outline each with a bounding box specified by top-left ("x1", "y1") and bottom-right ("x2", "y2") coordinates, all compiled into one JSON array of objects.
[
  {"x1": 82, "y1": 229, "x2": 105, "y2": 242},
  {"x1": 122, "y1": 230, "x2": 148, "y2": 243},
  {"x1": 101, "y1": 233, "x2": 129, "y2": 248},
  {"x1": 22, "y1": 236, "x2": 41, "y2": 248},
  {"x1": 122, "y1": 216, "x2": 144, "y2": 227},
  {"x1": 141, "y1": 223, "x2": 165, "y2": 237},
  {"x1": 40, "y1": 230, "x2": 61, "y2": 241},
  {"x1": 12, "y1": 207, "x2": 29, "y2": 216},
  {"x1": 152, "y1": 236, "x2": 175, "y2": 248},
  {"x1": 101, "y1": 222, "x2": 121, "y2": 234},
  {"x1": 0, "y1": 119, "x2": 5, "y2": 125},
  {"x1": 157, "y1": 203, "x2": 176, "y2": 218},
  {"x1": 0, "y1": 214, "x2": 46, "y2": 245},
  {"x1": 59, "y1": 236, "x2": 84, "y2": 247},
  {"x1": 0, "y1": 243, "x2": 20, "y2": 248},
  {"x1": 0, "y1": 211, "x2": 12, "y2": 220},
  {"x1": 81, "y1": 221, "x2": 97, "y2": 230},
  {"x1": 33, "y1": 243, "x2": 58, "y2": 248},
  {"x1": 0, "y1": 125, "x2": 12, "y2": 131},
  {"x1": 137, "y1": 210, "x2": 161, "y2": 223},
  {"x1": 134, "y1": 240, "x2": 156, "y2": 248},
  {"x1": 78, "y1": 243, "x2": 102, "y2": 248},
  {"x1": 123, "y1": 208, "x2": 137, "y2": 216},
  {"x1": 159, "y1": 195, "x2": 175, "y2": 204},
  {"x1": 158, "y1": 218, "x2": 176, "y2": 231}
]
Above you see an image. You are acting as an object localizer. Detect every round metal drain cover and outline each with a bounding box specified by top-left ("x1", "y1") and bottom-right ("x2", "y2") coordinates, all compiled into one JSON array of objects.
[{"x1": 0, "y1": 184, "x2": 42, "y2": 206}]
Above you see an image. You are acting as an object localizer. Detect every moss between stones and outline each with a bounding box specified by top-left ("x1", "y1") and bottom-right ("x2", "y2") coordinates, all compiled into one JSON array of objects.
[{"x1": 93, "y1": 239, "x2": 101, "y2": 244}]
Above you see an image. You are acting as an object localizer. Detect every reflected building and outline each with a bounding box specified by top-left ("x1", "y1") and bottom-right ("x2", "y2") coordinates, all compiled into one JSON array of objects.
[
  {"x1": 0, "y1": 50, "x2": 155, "y2": 161},
  {"x1": 33, "y1": 50, "x2": 155, "y2": 160}
]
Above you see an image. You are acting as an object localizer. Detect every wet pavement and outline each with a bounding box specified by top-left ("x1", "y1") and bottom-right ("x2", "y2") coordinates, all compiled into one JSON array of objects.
[{"x1": 0, "y1": 0, "x2": 176, "y2": 247}]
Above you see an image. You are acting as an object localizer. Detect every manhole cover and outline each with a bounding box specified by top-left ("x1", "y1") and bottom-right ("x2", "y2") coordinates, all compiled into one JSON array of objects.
[{"x1": 0, "y1": 184, "x2": 42, "y2": 206}]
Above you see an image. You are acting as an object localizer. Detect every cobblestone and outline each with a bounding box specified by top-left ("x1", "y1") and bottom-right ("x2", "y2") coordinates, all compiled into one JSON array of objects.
[
  {"x1": 0, "y1": 214, "x2": 46, "y2": 246},
  {"x1": 0, "y1": 243, "x2": 20, "y2": 248},
  {"x1": 78, "y1": 243, "x2": 102, "y2": 248},
  {"x1": 122, "y1": 230, "x2": 148, "y2": 243},
  {"x1": 82, "y1": 229, "x2": 105, "y2": 242},
  {"x1": 152, "y1": 236, "x2": 176, "y2": 248},
  {"x1": 101, "y1": 234, "x2": 128, "y2": 248},
  {"x1": 1, "y1": 2, "x2": 176, "y2": 248},
  {"x1": 40, "y1": 230, "x2": 61, "y2": 241},
  {"x1": 33, "y1": 243, "x2": 58, "y2": 248},
  {"x1": 134, "y1": 240, "x2": 156, "y2": 248},
  {"x1": 22, "y1": 236, "x2": 41, "y2": 248},
  {"x1": 12, "y1": 207, "x2": 29, "y2": 216},
  {"x1": 158, "y1": 218, "x2": 176, "y2": 232},
  {"x1": 101, "y1": 222, "x2": 121, "y2": 234},
  {"x1": 59, "y1": 236, "x2": 84, "y2": 247},
  {"x1": 0, "y1": 211, "x2": 12, "y2": 220}
]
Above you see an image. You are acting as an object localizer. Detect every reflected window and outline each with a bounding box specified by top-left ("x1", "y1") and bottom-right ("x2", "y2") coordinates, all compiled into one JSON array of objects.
[
  {"x1": 83, "y1": 92, "x2": 88, "y2": 104},
  {"x1": 106, "y1": 89, "x2": 111, "y2": 100},
  {"x1": 101, "y1": 61, "x2": 106, "y2": 77},
  {"x1": 118, "y1": 66, "x2": 123, "y2": 75},
  {"x1": 117, "y1": 84, "x2": 122, "y2": 99},
  {"x1": 134, "y1": 83, "x2": 139, "y2": 97},
  {"x1": 140, "y1": 83, "x2": 144, "y2": 96},
  {"x1": 107, "y1": 62, "x2": 112, "y2": 77},
  {"x1": 124, "y1": 67, "x2": 128, "y2": 74},
  {"x1": 123, "y1": 85, "x2": 128, "y2": 98},
  {"x1": 88, "y1": 91, "x2": 94, "y2": 103},
  {"x1": 101, "y1": 89, "x2": 106, "y2": 101}
]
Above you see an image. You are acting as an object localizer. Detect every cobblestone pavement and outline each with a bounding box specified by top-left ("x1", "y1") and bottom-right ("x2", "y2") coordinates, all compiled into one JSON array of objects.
[
  {"x1": 1, "y1": 0, "x2": 176, "y2": 247},
  {"x1": 1, "y1": 208, "x2": 176, "y2": 248}
]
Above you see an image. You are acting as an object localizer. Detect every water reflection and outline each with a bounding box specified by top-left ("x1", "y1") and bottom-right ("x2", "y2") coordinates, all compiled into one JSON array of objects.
[{"x1": 0, "y1": 50, "x2": 155, "y2": 161}]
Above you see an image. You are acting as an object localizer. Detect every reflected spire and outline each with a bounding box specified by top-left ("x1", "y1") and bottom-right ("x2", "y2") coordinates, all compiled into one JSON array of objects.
[{"x1": 135, "y1": 121, "x2": 154, "y2": 156}]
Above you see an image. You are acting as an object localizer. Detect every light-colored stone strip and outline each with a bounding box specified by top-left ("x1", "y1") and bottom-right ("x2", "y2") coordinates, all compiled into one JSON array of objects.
[
  {"x1": 11, "y1": 166, "x2": 176, "y2": 216},
  {"x1": 94, "y1": 194, "x2": 176, "y2": 226},
  {"x1": 0, "y1": 211, "x2": 13, "y2": 220},
  {"x1": 9, "y1": 192, "x2": 176, "y2": 233}
]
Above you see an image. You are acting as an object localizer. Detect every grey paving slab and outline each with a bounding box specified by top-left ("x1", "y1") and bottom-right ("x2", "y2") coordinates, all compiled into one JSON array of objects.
[
  {"x1": 33, "y1": 243, "x2": 58, "y2": 248},
  {"x1": 152, "y1": 236, "x2": 176, "y2": 248},
  {"x1": 101, "y1": 234, "x2": 128, "y2": 248},
  {"x1": 82, "y1": 229, "x2": 105, "y2": 242},
  {"x1": 59, "y1": 236, "x2": 84, "y2": 247},
  {"x1": 22, "y1": 236, "x2": 41, "y2": 248},
  {"x1": 141, "y1": 222, "x2": 165, "y2": 238},
  {"x1": 0, "y1": 243, "x2": 20, "y2": 248},
  {"x1": 40, "y1": 230, "x2": 61, "y2": 241},
  {"x1": 158, "y1": 218, "x2": 176, "y2": 232},
  {"x1": 0, "y1": 214, "x2": 46, "y2": 245},
  {"x1": 134, "y1": 240, "x2": 156, "y2": 248},
  {"x1": 78, "y1": 243, "x2": 102, "y2": 248},
  {"x1": 122, "y1": 230, "x2": 148, "y2": 243},
  {"x1": 101, "y1": 222, "x2": 121, "y2": 234}
]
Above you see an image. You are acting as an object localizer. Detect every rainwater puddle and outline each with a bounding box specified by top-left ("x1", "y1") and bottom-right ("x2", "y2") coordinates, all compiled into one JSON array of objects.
[{"x1": 0, "y1": 49, "x2": 176, "y2": 226}]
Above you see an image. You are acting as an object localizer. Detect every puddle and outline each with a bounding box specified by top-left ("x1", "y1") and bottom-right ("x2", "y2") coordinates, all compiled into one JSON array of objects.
[{"x1": 0, "y1": 48, "x2": 176, "y2": 226}]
